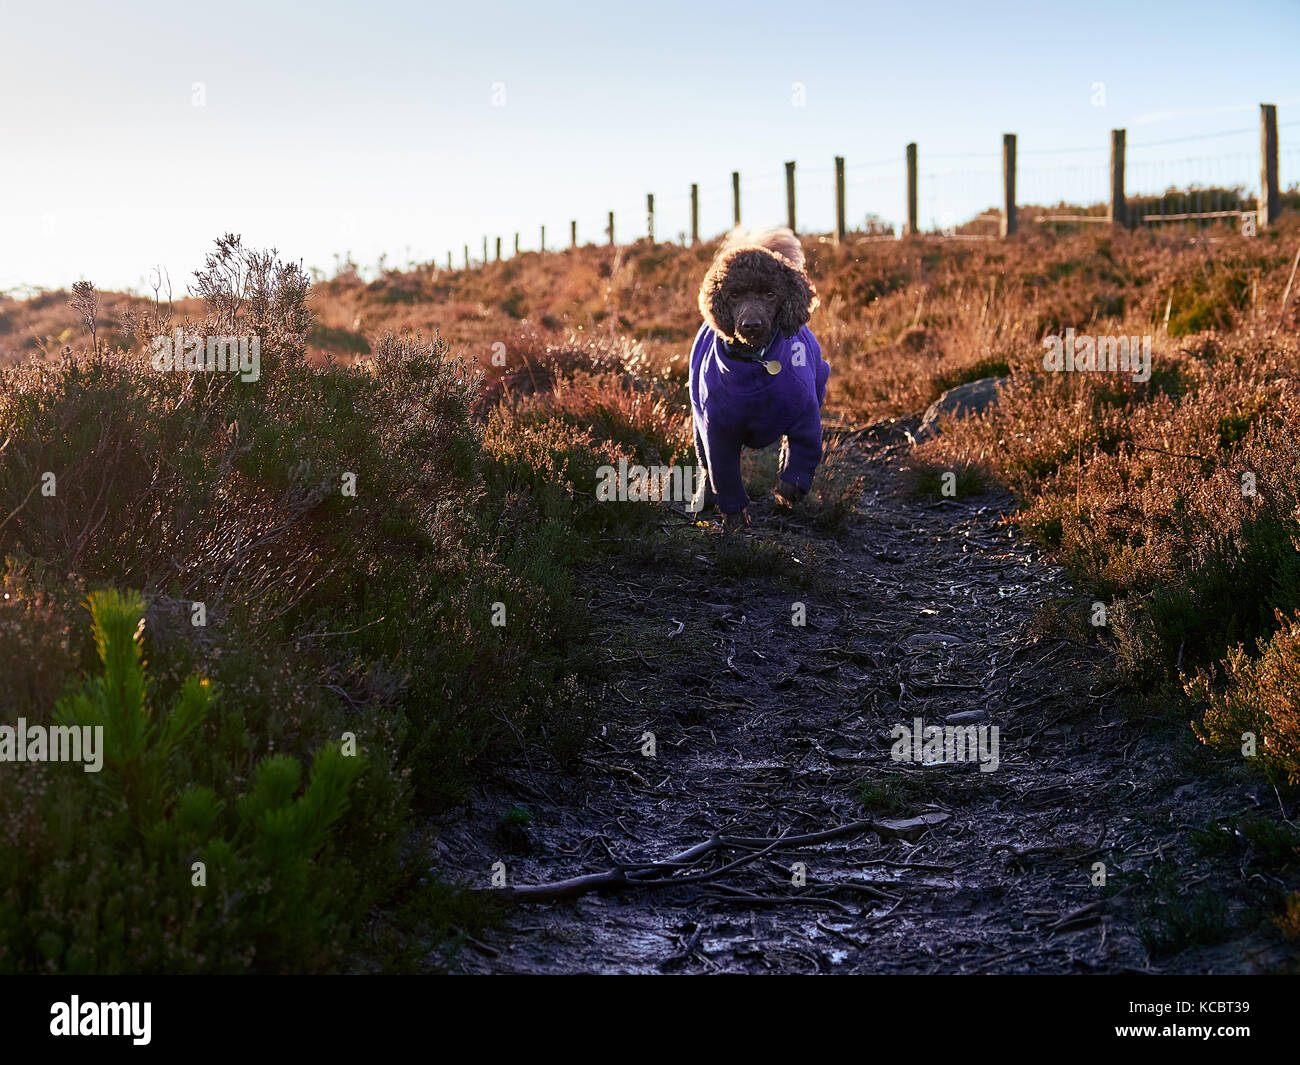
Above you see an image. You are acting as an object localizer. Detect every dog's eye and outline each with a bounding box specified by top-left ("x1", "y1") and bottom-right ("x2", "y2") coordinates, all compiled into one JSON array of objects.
[{"x1": 764, "y1": 291, "x2": 778, "y2": 300}]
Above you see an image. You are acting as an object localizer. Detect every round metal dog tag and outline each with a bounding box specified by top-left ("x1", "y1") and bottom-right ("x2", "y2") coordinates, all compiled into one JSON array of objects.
[{"x1": 764, "y1": 360, "x2": 782, "y2": 375}]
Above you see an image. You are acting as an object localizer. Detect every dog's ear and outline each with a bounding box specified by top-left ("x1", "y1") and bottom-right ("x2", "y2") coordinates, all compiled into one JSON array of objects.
[
  {"x1": 699, "y1": 258, "x2": 734, "y2": 339},
  {"x1": 777, "y1": 266, "x2": 818, "y2": 336}
]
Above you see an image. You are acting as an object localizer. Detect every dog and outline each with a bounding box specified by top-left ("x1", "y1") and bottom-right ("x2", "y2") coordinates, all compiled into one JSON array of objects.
[{"x1": 689, "y1": 227, "x2": 827, "y2": 528}]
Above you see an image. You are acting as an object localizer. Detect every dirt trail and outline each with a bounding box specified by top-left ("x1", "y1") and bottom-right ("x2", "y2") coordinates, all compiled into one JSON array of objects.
[{"x1": 438, "y1": 421, "x2": 1274, "y2": 974}]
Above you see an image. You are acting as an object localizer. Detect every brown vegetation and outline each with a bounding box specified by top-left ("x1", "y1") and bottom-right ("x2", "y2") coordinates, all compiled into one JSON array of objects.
[{"x1": 5, "y1": 208, "x2": 1300, "y2": 969}]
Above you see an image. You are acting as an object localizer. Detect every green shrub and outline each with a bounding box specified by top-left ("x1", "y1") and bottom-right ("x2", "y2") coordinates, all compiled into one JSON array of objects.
[{"x1": 0, "y1": 589, "x2": 367, "y2": 972}]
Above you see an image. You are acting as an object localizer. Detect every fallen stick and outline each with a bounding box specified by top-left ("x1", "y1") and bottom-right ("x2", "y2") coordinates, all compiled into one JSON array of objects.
[
  {"x1": 701, "y1": 887, "x2": 856, "y2": 915},
  {"x1": 581, "y1": 757, "x2": 652, "y2": 789},
  {"x1": 481, "y1": 817, "x2": 939, "y2": 903},
  {"x1": 1044, "y1": 900, "x2": 1107, "y2": 932},
  {"x1": 488, "y1": 833, "x2": 788, "y2": 903}
]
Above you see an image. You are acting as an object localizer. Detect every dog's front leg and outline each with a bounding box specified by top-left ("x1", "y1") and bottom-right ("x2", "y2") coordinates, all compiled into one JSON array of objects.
[
  {"x1": 775, "y1": 418, "x2": 822, "y2": 506},
  {"x1": 701, "y1": 431, "x2": 750, "y2": 522}
]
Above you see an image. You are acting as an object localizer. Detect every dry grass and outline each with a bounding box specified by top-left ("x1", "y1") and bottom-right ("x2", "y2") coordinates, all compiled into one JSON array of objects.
[{"x1": 8, "y1": 211, "x2": 1300, "y2": 788}]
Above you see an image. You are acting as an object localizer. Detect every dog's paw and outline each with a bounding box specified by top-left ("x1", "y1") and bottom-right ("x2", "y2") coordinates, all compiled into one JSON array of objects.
[
  {"x1": 773, "y1": 480, "x2": 808, "y2": 508},
  {"x1": 722, "y1": 508, "x2": 750, "y2": 532}
]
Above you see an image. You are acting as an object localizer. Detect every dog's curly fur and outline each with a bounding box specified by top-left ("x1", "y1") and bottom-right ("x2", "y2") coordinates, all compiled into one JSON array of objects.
[{"x1": 697, "y1": 227, "x2": 819, "y2": 346}]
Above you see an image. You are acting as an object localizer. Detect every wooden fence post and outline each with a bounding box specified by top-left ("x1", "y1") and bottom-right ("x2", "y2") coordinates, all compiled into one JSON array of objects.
[
  {"x1": 905, "y1": 143, "x2": 917, "y2": 236},
  {"x1": 732, "y1": 171, "x2": 741, "y2": 226},
  {"x1": 647, "y1": 194, "x2": 655, "y2": 242},
  {"x1": 571, "y1": 220, "x2": 577, "y2": 248},
  {"x1": 608, "y1": 211, "x2": 615, "y2": 246},
  {"x1": 447, "y1": 251, "x2": 452, "y2": 271},
  {"x1": 834, "y1": 156, "x2": 846, "y2": 243},
  {"x1": 1109, "y1": 129, "x2": 1127, "y2": 228},
  {"x1": 1261, "y1": 103, "x2": 1280, "y2": 228},
  {"x1": 514, "y1": 232, "x2": 520, "y2": 255},
  {"x1": 691, "y1": 184, "x2": 699, "y2": 244},
  {"x1": 1001, "y1": 133, "x2": 1017, "y2": 237},
  {"x1": 464, "y1": 244, "x2": 469, "y2": 268},
  {"x1": 785, "y1": 161, "x2": 797, "y2": 233},
  {"x1": 483, "y1": 236, "x2": 488, "y2": 262},
  {"x1": 540, "y1": 225, "x2": 545, "y2": 252},
  {"x1": 496, "y1": 237, "x2": 501, "y2": 261}
]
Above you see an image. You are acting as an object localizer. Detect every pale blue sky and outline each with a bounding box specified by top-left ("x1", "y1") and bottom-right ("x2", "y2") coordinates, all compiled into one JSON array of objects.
[{"x1": 2, "y1": 0, "x2": 1298, "y2": 292}]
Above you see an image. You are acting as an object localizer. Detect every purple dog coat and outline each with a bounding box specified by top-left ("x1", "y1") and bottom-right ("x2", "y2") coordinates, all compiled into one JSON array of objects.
[{"x1": 689, "y1": 323, "x2": 829, "y2": 514}]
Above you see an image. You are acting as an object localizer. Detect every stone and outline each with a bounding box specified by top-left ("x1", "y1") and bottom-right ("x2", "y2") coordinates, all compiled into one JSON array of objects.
[
  {"x1": 911, "y1": 376, "x2": 1009, "y2": 443},
  {"x1": 873, "y1": 812, "x2": 952, "y2": 841}
]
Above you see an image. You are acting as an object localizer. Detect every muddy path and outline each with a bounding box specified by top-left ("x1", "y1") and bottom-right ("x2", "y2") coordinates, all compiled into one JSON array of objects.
[{"x1": 437, "y1": 420, "x2": 1286, "y2": 974}]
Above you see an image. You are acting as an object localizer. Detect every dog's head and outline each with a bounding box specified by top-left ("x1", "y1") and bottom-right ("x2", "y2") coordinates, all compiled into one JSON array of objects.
[{"x1": 698, "y1": 227, "x2": 818, "y2": 349}]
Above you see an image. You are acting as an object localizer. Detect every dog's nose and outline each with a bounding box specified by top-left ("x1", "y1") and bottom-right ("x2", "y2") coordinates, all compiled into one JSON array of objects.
[{"x1": 738, "y1": 317, "x2": 763, "y2": 333}]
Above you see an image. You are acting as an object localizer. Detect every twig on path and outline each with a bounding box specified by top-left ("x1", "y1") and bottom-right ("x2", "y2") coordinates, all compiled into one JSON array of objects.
[
  {"x1": 480, "y1": 818, "x2": 902, "y2": 903},
  {"x1": 450, "y1": 926, "x2": 501, "y2": 958},
  {"x1": 859, "y1": 858, "x2": 955, "y2": 872},
  {"x1": 725, "y1": 651, "x2": 749, "y2": 680},
  {"x1": 1044, "y1": 900, "x2": 1107, "y2": 933},
  {"x1": 816, "y1": 918, "x2": 862, "y2": 945},
  {"x1": 659, "y1": 924, "x2": 704, "y2": 970},
  {"x1": 582, "y1": 757, "x2": 652, "y2": 789},
  {"x1": 808, "y1": 880, "x2": 903, "y2": 903},
  {"x1": 699, "y1": 885, "x2": 856, "y2": 915}
]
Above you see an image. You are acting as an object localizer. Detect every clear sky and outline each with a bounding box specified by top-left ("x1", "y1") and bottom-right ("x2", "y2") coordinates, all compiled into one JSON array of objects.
[{"x1": 2, "y1": 0, "x2": 1298, "y2": 292}]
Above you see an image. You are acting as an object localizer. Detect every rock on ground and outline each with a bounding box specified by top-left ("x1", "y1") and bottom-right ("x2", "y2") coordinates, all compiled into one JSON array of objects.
[{"x1": 911, "y1": 376, "x2": 1009, "y2": 444}]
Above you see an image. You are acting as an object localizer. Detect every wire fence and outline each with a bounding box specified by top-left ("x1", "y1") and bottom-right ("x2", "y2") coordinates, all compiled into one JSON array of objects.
[{"x1": 449, "y1": 110, "x2": 1297, "y2": 266}]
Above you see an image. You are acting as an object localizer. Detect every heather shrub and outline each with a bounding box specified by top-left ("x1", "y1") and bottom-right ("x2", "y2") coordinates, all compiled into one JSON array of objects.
[
  {"x1": 875, "y1": 219, "x2": 1300, "y2": 791},
  {"x1": 0, "y1": 235, "x2": 636, "y2": 969},
  {"x1": 1188, "y1": 610, "x2": 1300, "y2": 786},
  {"x1": 7, "y1": 213, "x2": 1300, "y2": 970}
]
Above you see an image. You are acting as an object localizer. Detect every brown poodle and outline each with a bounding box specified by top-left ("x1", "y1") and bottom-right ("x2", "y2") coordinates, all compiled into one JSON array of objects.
[
  {"x1": 689, "y1": 228, "x2": 828, "y2": 526},
  {"x1": 697, "y1": 228, "x2": 819, "y2": 349}
]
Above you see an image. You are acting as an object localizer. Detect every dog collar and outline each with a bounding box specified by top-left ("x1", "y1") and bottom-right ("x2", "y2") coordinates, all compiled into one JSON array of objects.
[{"x1": 721, "y1": 329, "x2": 781, "y2": 368}]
